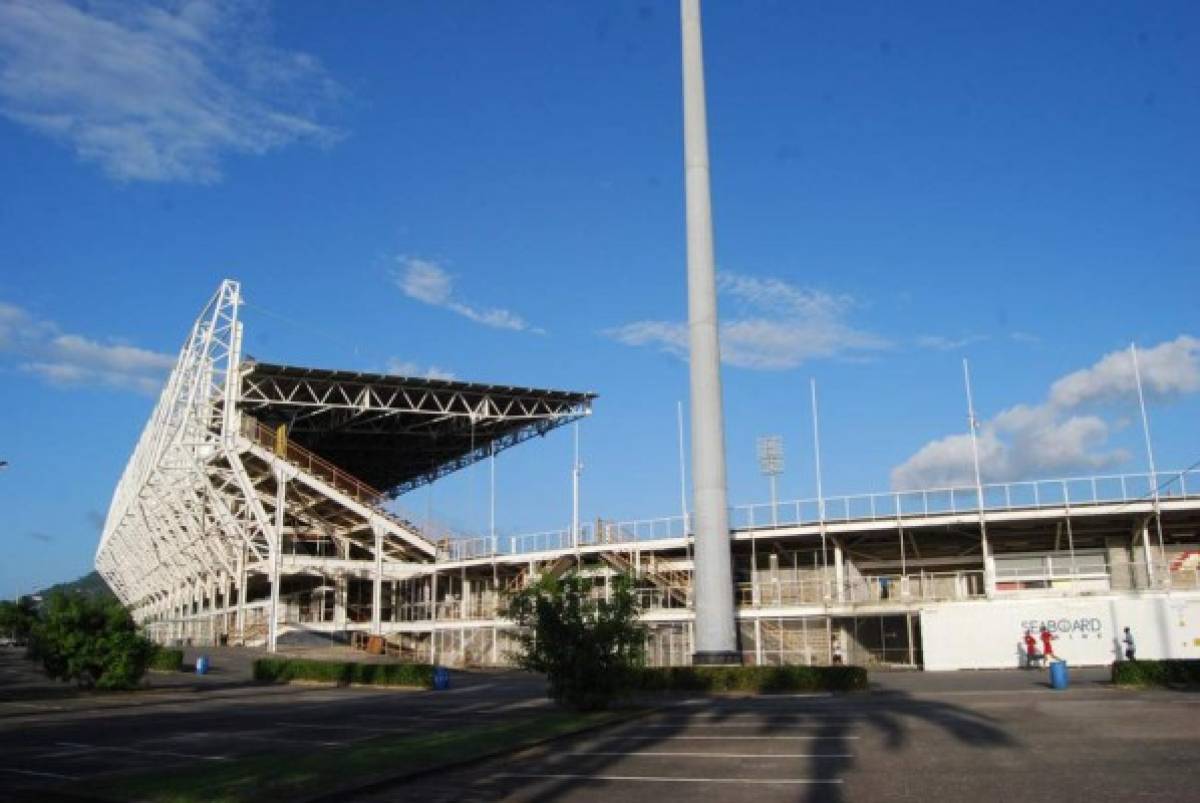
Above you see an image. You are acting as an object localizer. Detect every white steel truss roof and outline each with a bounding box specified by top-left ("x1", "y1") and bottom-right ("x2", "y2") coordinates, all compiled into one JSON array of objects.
[{"x1": 96, "y1": 280, "x2": 593, "y2": 611}]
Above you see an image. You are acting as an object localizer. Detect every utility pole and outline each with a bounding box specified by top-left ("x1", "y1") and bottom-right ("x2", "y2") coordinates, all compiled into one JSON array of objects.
[{"x1": 681, "y1": 0, "x2": 738, "y2": 664}]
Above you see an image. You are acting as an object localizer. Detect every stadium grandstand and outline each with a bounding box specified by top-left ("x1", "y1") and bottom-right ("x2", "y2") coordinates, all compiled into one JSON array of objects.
[{"x1": 97, "y1": 280, "x2": 1200, "y2": 670}]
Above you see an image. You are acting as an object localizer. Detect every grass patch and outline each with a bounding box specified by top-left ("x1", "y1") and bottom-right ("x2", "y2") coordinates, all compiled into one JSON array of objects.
[
  {"x1": 1111, "y1": 659, "x2": 1200, "y2": 688},
  {"x1": 630, "y1": 664, "x2": 868, "y2": 693},
  {"x1": 76, "y1": 709, "x2": 633, "y2": 803},
  {"x1": 253, "y1": 657, "x2": 434, "y2": 688},
  {"x1": 147, "y1": 648, "x2": 184, "y2": 673}
]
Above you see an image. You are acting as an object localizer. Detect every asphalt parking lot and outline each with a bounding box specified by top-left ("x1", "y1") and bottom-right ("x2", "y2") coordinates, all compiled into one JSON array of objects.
[
  {"x1": 3, "y1": 648, "x2": 1199, "y2": 803},
  {"x1": 0, "y1": 646, "x2": 550, "y2": 801},
  {"x1": 361, "y1": 667, "x2": 1200, "y2": 803}
]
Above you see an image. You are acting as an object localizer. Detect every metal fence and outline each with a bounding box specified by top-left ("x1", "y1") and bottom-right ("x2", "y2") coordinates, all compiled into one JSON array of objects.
[{"x1": 437, "y1": 468, "x2": 1200, "y2": 563}]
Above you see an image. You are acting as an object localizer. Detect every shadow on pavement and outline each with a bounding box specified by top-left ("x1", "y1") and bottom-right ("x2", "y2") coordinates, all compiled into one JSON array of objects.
[{"x1": 462, "y1": 685, "x2": 1017, "y2": 803}]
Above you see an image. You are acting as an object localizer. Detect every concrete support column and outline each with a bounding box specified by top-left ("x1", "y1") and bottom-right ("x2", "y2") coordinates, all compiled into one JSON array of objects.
[
  {"x1": 371, "y1": 522, "x2": 384, "y2": 636},
  {"x1": 834, "y1": 540, "x2": 845, "y2": 602},
  {"x1": 1138, "y1": 517, "x2": 1156, "y2": 588},
  {"x1": 333, "y1": 573, "x2": 348, "y2": 631},
  {"x1": 235, "y1": 544, "x2": 247, "y2": 643},
  {"x1": 268, "y1": 469, "x2": 286, "y2": 652},
  {"x1": 981, "y1": 532, "x2": 995, "y2": 598}
]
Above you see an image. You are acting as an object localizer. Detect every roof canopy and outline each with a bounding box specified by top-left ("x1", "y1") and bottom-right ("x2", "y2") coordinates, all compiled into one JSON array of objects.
[{"x1": 238, "y1": 361, "x2": 594, "y2": 496}]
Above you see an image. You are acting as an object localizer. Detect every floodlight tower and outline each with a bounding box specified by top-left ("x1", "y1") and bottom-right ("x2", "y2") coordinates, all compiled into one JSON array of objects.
[
  {"x1": 757, "y1": 436, "x2": 784, "y2": 527},
  {"x1": 681, "y1": 0, "x2": 738, "y2": 665}
]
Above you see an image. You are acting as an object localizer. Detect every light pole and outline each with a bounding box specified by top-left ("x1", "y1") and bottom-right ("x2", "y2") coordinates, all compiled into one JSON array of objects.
[
  {"x1": 681, "y1": 0, "x2": 738, "y2": 665},
  {"x1": 757, "y1": 436, "x2": 784, "y2": 527}
]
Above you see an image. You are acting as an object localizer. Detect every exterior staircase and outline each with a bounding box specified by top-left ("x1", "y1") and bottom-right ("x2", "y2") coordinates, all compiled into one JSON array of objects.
[{"x1": 602, "y1": 551, "x2": 691, "y2": 608}]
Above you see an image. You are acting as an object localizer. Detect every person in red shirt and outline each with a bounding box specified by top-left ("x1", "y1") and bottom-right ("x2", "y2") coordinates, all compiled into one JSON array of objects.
[
  {"x1": 1024, "y1": 630, "x2": 1040, "y2": 668},
  {"x1": 1040, "y1": 626, "x2": 1057, "y2": 661}
]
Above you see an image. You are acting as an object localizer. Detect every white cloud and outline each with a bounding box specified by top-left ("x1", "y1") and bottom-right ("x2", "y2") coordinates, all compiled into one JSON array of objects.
[
  {"x1": 605, "y1": 271, "x2": 888, "y2": 370},
  {"x1": 0, "y1": 0, "x2": 340, "y2": 183},
  {"x1": 385, "y1": 358, "x2": 455, "y2": 382},
  {"x1": 393, "y1": 257, "x2": 542, "y2": 334},
  {"x1": 0, "y1": 300, "x2": 173, "y2": 394},
  {"x1": 915, "y1": 334, "x2": 989, "y2": 351},
  {"x1": 889, "y1": 337, "x2": 1199, "y2": 490},
  {"x1": 1049, "y1": 336, "x2": 1200, "y2": 408}
]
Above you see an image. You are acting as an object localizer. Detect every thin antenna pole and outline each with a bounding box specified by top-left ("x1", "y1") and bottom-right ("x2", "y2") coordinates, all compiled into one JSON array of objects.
[
  {"x1": 1131, "y1": 343, "x2": 1167, "y2": 573},
  {"x1": 572, "y1": 422, "x2": 581, "y2": 549},
  {"x1": 677, "y1": 401, "x2": 689, "y2": 525},
  {"x1": 489, "y1": 441, "x2": 496, "y2": 552},
  {"x1": 677, "y1": 401, "x2": 692, "y2": 560},
  {"x1": 963, "y1": 359, "x2": 992, "y2": 592},
  {"x1": 810, "y1": 379, "x2": 829, "y2": 588}
]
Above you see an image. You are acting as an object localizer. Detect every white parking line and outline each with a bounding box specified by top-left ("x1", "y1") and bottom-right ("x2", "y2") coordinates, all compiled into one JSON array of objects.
[
  {"x1": 497, "y1": 773, "x2": 841, "y2": 785},
  {"x1": 636, "y1": 724, "x2": 842, "y2": 730},
  {"x1": 224, "y1": 732, "x2": 347, "y2": 747},
  {"x1": 53, "y1": 742, "x2": 229, "y2": 761},
  {"x1": 622, "y1": 735, "x2": 858, "y2": 741},
  {"x1": 1, "y1": 767, "x2": 79, "y2": 780},
  {"x1": 274, "y1": 721, "x2": 408, "y2": 734},
  {"x1": 567, "y1": 751, "x2": 853, "y2": 759}
]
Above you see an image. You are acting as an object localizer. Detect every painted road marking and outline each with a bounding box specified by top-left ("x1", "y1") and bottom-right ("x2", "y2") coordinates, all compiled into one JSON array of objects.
[
  {"x1": 1, "y1": 767, "x2": 80, "y2": 780},
  {"x1": 53, "y1": 742, "x2": 229, "y2": 761},
  {"x1": 635, "y1": 723, "x2": 845, "y2": 730},
  {"x1": 618, "y1": 735, "x2": 859, "y2": 741},
  {"x1": 566, "y1": 751, "x2": 853, "y2": 759},
  {"x1": 274, "y1": 721, "x2": 411, "y2": 734},
  {"x1": 496, "y1": 773, "x2": 842, "y2": 785}
]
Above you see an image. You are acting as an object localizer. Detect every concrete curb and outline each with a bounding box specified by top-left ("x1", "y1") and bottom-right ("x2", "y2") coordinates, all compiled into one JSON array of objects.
[{"x1": 301, "y1": 706, "x2": 658, "y2": 803}]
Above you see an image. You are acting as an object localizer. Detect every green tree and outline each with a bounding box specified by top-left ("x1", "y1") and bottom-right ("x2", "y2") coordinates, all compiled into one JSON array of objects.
[
  {"x1": 0, "y1": 597, "x2": 37, "y2": 643},
  {"x1": 29, "y1": 592, "x2": 154, "y2": 690},
  {"x1": 506, "y1": 572, "x2": 645, "y2": 710}
]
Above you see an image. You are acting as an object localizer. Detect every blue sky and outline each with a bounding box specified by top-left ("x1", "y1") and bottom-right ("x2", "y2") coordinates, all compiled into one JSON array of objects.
[{"x1": 1, "y1": 0, "x2": 1198, "y2": 598}]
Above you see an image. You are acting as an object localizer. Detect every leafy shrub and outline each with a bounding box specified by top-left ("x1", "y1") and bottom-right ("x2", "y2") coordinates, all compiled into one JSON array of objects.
[
  {"x1": 29, "y1": 592, "x2": 154, "y2": 690},
  {"x1": 630, "y1": 664, "x2": 868, "y2": 694},
  {"x1": 506, "y1": 572, "x2": 645, "y2": 711},
  {"x1": 1111, "y1": 660, "x2": 1200, "y2": 687},
  {"x1": 148, "y1": 647, "x2": 184, "y2": 672},
  {"x1": 253, "y1": 657, "x2": 435, "y2": 688}
]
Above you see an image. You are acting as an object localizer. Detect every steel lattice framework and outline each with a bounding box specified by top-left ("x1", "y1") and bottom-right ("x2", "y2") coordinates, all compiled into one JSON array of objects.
[{"x1": 96, "y1": 280, "x2": 593, "y2": 644}]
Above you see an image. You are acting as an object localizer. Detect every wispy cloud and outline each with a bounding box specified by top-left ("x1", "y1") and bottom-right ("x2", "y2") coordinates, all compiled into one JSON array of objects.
[
  {"x1": 915, "y1": 334, "x2": 989, "y2": 351},
  {"x1": 605, "y1": 271, "x2": 888, "y2": 370},
  {"x1": 385, "y1": 358, "x2": 455, "y2": 382},
  {"x1": 0, "y1": 300, "x2": 174, "y2": 394},
  {"x1": 393, "y1": 257, "x2": 543, "y2": 334},
  {"x1": 890, "y1": 336, "x2": 1200, "y2": 489},
  {"x1": 0, "y1": 0, "x2": 341, "y2": 183}
]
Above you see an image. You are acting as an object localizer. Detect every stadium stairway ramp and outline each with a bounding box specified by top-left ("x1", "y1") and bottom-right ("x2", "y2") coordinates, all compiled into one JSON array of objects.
[
  {"x1": 239, "y1": 415, "x2": 435, "y2": 556},
  {"x1": 601, "y1": 551, "x2": 691, "y2": 607}
]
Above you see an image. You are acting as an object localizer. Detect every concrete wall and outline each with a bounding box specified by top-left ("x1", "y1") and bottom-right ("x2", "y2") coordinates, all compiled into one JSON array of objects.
[{"x1": 920, "y1": 593, "x2": 1200, "y2": 670}]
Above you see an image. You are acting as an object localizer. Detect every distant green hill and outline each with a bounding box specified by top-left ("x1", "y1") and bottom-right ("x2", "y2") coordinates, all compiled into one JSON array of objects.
[{"x1": 36, "y1": 570, "x2": 116, "y2": 601}]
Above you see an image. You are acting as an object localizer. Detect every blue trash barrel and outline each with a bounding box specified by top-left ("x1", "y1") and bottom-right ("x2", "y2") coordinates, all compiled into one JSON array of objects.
[
  {"x1": 1049, "y1": 660, "x2": 1068, "y2": 690},
  {"x1": 195, "y1": 655, "x2": 209, "y2": 676},
  {"x1": 433, "y1": 666, "x2": 450, "y2": 691}
]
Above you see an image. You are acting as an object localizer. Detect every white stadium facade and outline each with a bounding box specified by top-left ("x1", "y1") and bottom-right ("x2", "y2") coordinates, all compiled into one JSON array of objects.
[{"x1": 96, "y1": 279, "x2": 1200, "y2": 672}]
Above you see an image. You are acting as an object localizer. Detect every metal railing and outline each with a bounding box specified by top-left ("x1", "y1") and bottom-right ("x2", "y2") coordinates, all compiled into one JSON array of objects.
[
  {"x1": 241, "y1": 415, "x2": 385, "y2": 508},
  {"x1": 729, "y1": 469, "x2": 1199, "y2": 531}
]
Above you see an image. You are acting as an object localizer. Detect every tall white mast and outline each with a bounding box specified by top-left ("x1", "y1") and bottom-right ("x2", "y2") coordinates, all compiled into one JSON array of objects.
[
  {"x1": 681, "y1": 0, "x2": 737, "y2": 663},
  {"x1": 963, "y1": 359, "x2": 992, "y2": 595},
  {"x1": 1131, "y1": 343, "x2": 1166, "y2": 572}
]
